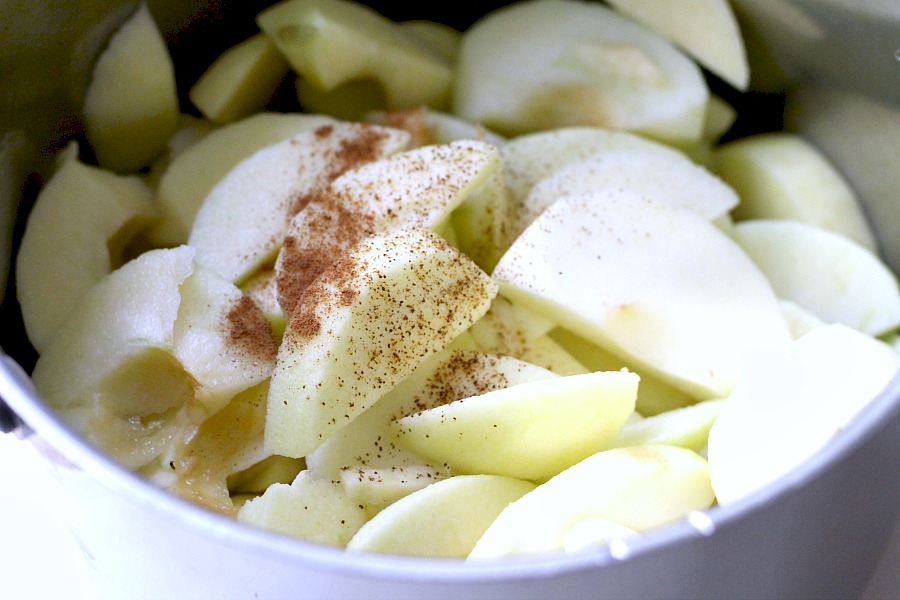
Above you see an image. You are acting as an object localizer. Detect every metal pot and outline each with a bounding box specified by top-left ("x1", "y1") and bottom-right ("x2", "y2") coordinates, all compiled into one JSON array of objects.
[{"x1": 1, "y1": 2, "x2": 898, "y2": 598}]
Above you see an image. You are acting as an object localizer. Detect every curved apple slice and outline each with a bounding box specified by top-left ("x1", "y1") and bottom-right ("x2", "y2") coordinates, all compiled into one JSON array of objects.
[
  {"x1": 492, "y1": 195, "x2": 792, "y2": 399},
  {"x1": 347, "y1": 475, "x2": 536, "y2": 558},
  {"x1": 188, "y1": 122, "x2": 409, "y2": 284},
  {"x1": 732, "y1": 219, "x2": 900, "y2": 336},
  {"x1": 265, "y1": 228, "x2": 498, "y2": 458},
  {"x1": 394, "y1": 369, "x2": 638, "y2": 481},
  {"x1": 454, "y1": 0, "x2": 708, "y2": 144},
  {"x1": 468, "y1": 445, "x2": 714, "y2": 559},
  {"x1": 610, "y1": 398, "x2": 725, "y2": 452}
]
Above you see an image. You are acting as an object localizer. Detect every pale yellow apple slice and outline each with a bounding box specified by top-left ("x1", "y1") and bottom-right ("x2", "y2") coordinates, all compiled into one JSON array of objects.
[
  {"x1": 468, "y1": 445, "x2": 714, "y2": 559},
  {"x1": 265, "y1": 227, "x2": 498, "y2": 458},
  {"x1": 454, "y1": 0, "x2": 709, "y2": 144},
  {"x1": 399, "y1": 20, "x2": 461, "y2": 64},
  {"x1": 30, "y1": 246, "x2": 199, "y2": 469},
  {"x1": 237, "y1": 471, "x2": 370, "y2": 547},
  {"x1": 732, "y1": 219, "x2": 900, "y2": 336},
  {"x1": 257, "y1": 0, "x2": 452, "y2": 109},
  {"x1": 82, "y1": 3, "x2": 178, "y2": 172},
  {"x1": 605, "y1": 0, "x2": 750, "y2": 91},
  {"x1": 610, "y1": 398, "x2": 725, "y2": 452},
  {"x1": 707, "y1": 324, "x2": 900, "y2": 505},
  {"x1": 365, "y1": 107, "x2": 506, "y2": 148},
  {"x1": 393, "y1": 369, "x2": 638, "y2": 481},
  {"x1": 346, "y1": 474, "x2": 536, "y2": 558},
  {"x1": 274, "y1": 138, "x2": 500, "y2": 311},
  {"x1": 780, "y1": 299, "x2": 827, "y2": 340},
  {"x1": 188, "y1": 122, "x2": 409, "y2": 285},
  {"x1": 189, "y1": 33, "x2": 290, "y2": 124},
  {"x1": 561, "y1": 518, "x2": 639, "y2": 554},
  {"x1": 492, "y1": 195, "x2": 792, "y2": 399},
  {"x1": 150, "y1": 111, "x2": 337, "y2": 247},
  {"x1": 713, "y1": 132, "x2": 877, "y2": 250},
  {"x1": 16, "y1": 146, "x2": 158, "y2": 353}
]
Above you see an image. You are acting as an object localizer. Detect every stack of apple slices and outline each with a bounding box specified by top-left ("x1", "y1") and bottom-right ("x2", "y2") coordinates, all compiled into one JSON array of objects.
[{"x1": 14, "y1": 0, "x2": 900, "y2": 561}]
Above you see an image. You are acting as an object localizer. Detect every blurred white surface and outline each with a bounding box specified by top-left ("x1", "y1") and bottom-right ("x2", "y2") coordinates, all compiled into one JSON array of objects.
[{"x1": 1, "y1": 429, "x2": 899, "y2": 599}]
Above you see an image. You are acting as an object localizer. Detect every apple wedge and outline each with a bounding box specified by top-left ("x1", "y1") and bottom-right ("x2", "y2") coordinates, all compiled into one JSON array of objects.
[
  {"x1": 16, "y1": 146, "x2": 158, "y2": 353},
  {"x1": 188, "y1": 122, "x2": 409, "y2": 284},
  {"x1": 257, "y1": 0, "x2": 452, "y2": 109},
  {"x1": 610, "y1": 398, "x2": 725, "y2": 452},
  {"x1": 491, "y1": 194, "x2": 792, "y2": 399},
  {"x1": 82, "y1": 3, "x2": 178, "y2": 172},
  {"x1": 274, "y1": 138, "x2": 501, "y2": 311},
  {"x1": 605, "y1": 0, "x2": 750, "y2": 91},
  {"x1": 393, "y1": 369, "x2": 639, "y2": 481},
  {"x1": 399, "y1": 20, "x2": 461, "y2": 64},
  {"x1": 265, "y1": 227, "x2": 498, "y2": 458},
  {"x1": 365, "y1": 107, "x2": 506, "y2": 148},
  {"x1": 468, "y1": 445, "x2": 714, "y2": 558},
  {"x1": 346, "y1": 475, "x2": 536, "y2": 558},
  {"x1": 454, "y1": 0, "x2": 709, "y2": 144},
  {"x1": 707, "y1": 324, "x2": 900, "y2": 505},
  {"x1": 732, "y1": 219, "x2": 900, "y2": 336}
]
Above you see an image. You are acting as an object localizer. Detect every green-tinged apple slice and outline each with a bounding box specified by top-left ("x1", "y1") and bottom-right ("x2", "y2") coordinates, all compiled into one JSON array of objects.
[
  {"x1": 295, "y1": 78, "x2": 387, "y2": 121},
  {"x1": 257, "y1": 0, "x2": 452, "y2": 109},
  {"x1": 274, "y1": 139, "x2": 500, "y2": 311},
  {"x1": 189, "y1": 33, "x2": 290, "y2": 124},
  {"x1": 30, "y1": 246, "x2": 200, "y2": 469},
  {"x1": 454, "y1": 0, "x2": 709, "y2": 144},
  {"x1": 173, "y1": 264, "x2": 277, "y2": 414},
  {"x1": 346, "y1": 475, "x2": 535, "y2": 557},
  {"x1": 707, "y1": 324, "x2": 900, "y2": 505},
  {"x1": 714, "y1": 132, "x2": 877, "y2": 250},
  {"x1": 519, "y1": 149, "x2": 739, "y2": 236},
  {"x1": 399, "y1": 20, "x2": 461, "y2": 64},
  {"x1": 150, "y1": 111, "x2": 337, "y2": 247},
  {"x1": 16, "y1": 146, "x2": 158, "y2": 353},
  {"x1": 468, "y1": 445, "x2": 714, "y2": 558},
  {"x1": 82, "y1": 3, "x2": 178, "y2": 172},
  {"x1": 237, "y1": 471, "x2": 370, "y2": 547},
  {"x1": 610, "y1": 398, "x2": 725, "y2": 452},
  {"x1": 492, "y1": 195, "x2": 792, "y2": 399},
  {"x1": 265, "y1": 227, "x2": 498, "y2": 458},
  {"x1": 732, "y1": 219, "x2": 900, "y2": 336},
  {"x1": 605, "y1": 0, "x2": 749, "y2": 91},
  {"x1": 188, "y1": 122, "x2": 409, "y2": 284},
  {"x1": 394, "y1": 369, "x2": 638, "y2": 481}
]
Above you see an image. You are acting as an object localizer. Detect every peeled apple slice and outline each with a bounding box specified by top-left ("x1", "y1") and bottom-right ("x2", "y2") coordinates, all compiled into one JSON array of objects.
[
  {"x1": 454, "y1": 0, "x2": 709, "y2": 144},
  {"x1": 468, "y1": 445, "x2": 714, "y2": 559},
  {"x1": 610, "y1": 398, "x2": 725, "y2": 452}
]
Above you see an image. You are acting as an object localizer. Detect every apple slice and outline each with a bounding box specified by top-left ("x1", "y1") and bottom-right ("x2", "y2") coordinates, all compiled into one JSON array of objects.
[
  {"x1": 468, "y1": 445, "x2": 714, "y2": 559},
  {"x1": 188, "y1": 122, "x2": 409, "y2": 285},
  {"x1": 605, "y1": 0, "x2": 750, "y2": 91},
  {"x1": 713, "y1": 132, "x2": 877, "y2": 250},
  {"x1": 732, "y1": 219, "x2": 900, "y2": 336},
  {"x1": 610, "y1": 398, "x2": 725, "y2": 452},
  {"x1": 240, "y1": 268, "x2": 288, "y2": 343},
  {"x1": 149, "y1": 112, "x2": 337, "y2": 247},
  {"x1": 393, "y1": 369, "x2": 639, "y2": 481},
  {"x1": 257, "y1": 0, "x2": 452, "y2": 109},
  {"x1": 274, "y1": 138, "x2": 501, "y2": 311},
  {"x1": 346, "y1": 475, "x2": 536, "y2": 558},
  {"x1": 707, "y1": 324, "x2": 900, "y2": 505},
  {"x1": 365, "y1": 107, "x2": 506, "y2": 148},
  {"x1": 454, "y1": 0, "x2": 709, "y2": 144},
  {"x1": 189, "y1": 33, "x2": 290, "y2": 124},
  {"x1": 265, "y1": 227, "x2": 498, "y2": 458},
  {"x1": 399, "y1": 20, "x2": 461, "y2": 64},
  {"x1": 16, "y1": 146, "x2": 158, "y2": 353},
  {"x1": 492, "y1": 194, "x2": 792, "y2": 399},
  {"x1": 82, "y1": 3, "x2": 178, "y2": 172}
]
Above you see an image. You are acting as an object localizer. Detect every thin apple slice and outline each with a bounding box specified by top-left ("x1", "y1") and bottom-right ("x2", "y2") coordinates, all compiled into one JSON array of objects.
[
  {"x1": 346, "y1": 475, "x2": 536, "y2": 558},
  {"x1": 394, "y1": 369, "x2": 638, "y2": 481},
  {"x1": 189, "y1": 33, "x2": 290, "y2": 124},
  {"x1": 492, "y1": 195, "x2": 792, "y2": 399},
  {"x1": 454, "y1": 0, "x2": 709, "y2": 144},
  {"x1": 16, "y1": 146, "x2": 158, "y2": 353},
  {"x1": 365, "y1": 107, "x2": 506, "y2": 148},
  {"x1": 605, "y1": 0, "x2": 750, "y2": 91},
  {"x1": 610, "y1": 398, "x2": 725, "y2": 452},
  {"x1": 265, "y1": 227, "x2": 498, "y2": 458},
  {"x1": 188, "y1": 122, "x2": 409, "y2": 285},
  {"x1": 82, "y1": 3, "x2": 178, "y2": 172},
  {"x1": 732, "y1": 219, "x2": 900, "y2": 336},
  {"x1": 274, "y1": 139, "x2": 501, "y2": 311},
  {"x1": 707, "y1": 324, "x2": 900, "y2": 505},
  {"x1": 150, "y1": 111, "x2": 337, "y2": 247},
  {"x1": 468, "y1": 445, "x2": 714, "y2": 559}
]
